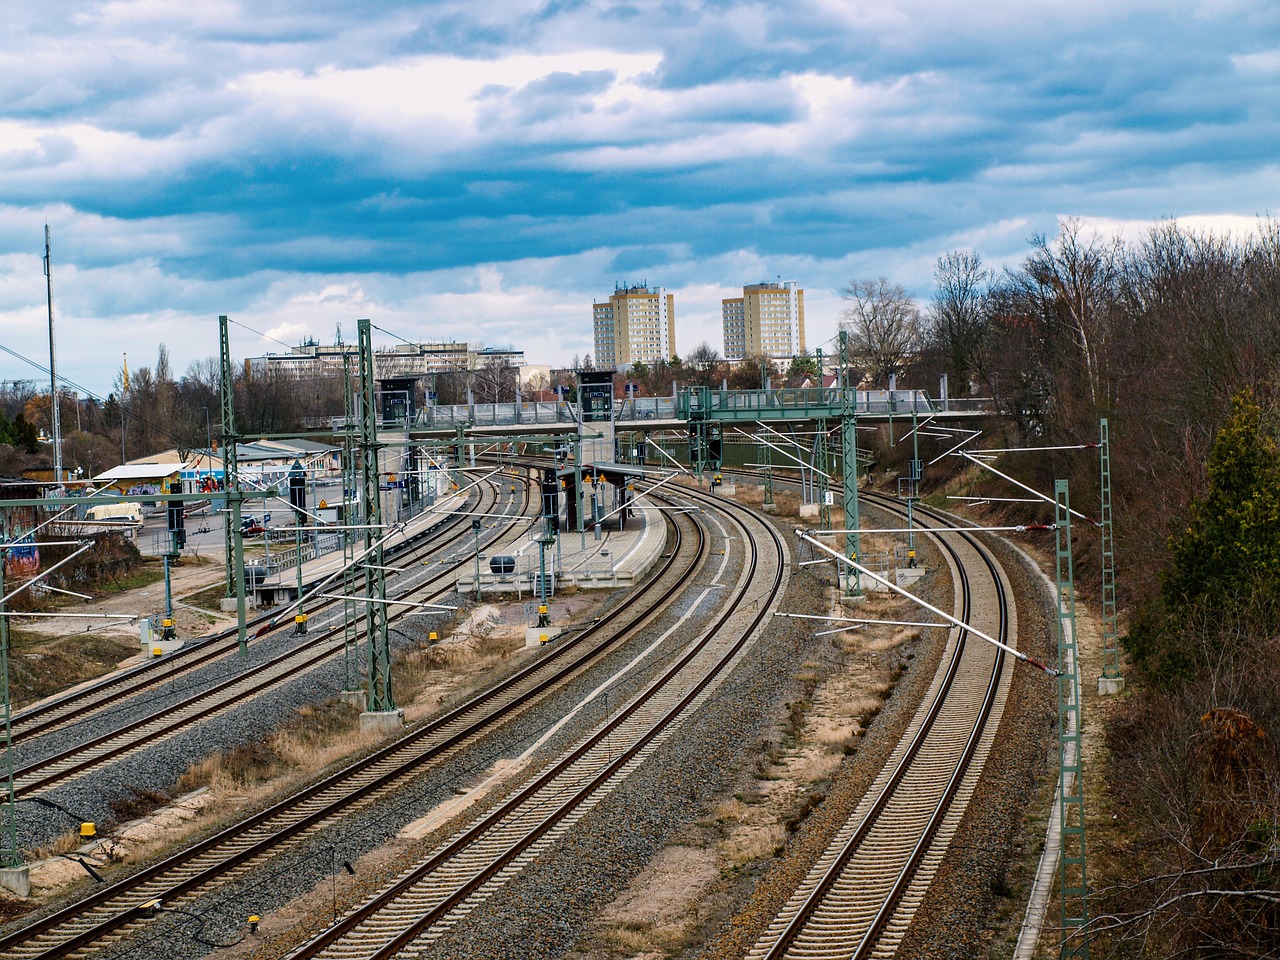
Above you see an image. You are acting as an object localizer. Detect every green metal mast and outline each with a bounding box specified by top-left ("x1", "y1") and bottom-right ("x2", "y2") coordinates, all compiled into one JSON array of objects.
[
  {"x1": 762, "y1": 434, "x2": 774, "y2": 507},
  {"x1": 1055, "y1": 478, "x2": 1090, "y2": 958},
  {"x1": 1097, "y1": 418, "x2": 1123, "y2": 693},
  {"x1": 0, "y1": 517, "x2": 22, "y2": 869},
  {"x1": 815, "y1": 420, "x2": 831, "y2": 530},
  {"x1": 839, "y1": 330, "x2": 861, "y2": 593},
  {"x1": 357, "y1": 318, "x2": 395, "y2": 713},
  {"x1": 219, "y1": 315, "x2": 248, "y2": 654},
  {"x1": 341, "y1": 353, "x2": 359, "y2": 694}
]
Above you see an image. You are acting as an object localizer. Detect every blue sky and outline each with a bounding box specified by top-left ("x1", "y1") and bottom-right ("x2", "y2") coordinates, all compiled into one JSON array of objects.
[{"x1": 2, "y1": 0, "x2": 1277, "y2": 397}]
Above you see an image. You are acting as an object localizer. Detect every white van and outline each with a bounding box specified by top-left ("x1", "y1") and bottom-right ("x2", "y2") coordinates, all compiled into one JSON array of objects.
[{"x1": 84, "y1": 502, "x2": 146, "y2": 530}]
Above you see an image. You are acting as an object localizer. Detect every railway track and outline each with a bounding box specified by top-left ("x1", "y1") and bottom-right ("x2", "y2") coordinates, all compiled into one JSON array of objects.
[
  {"x1": 746, "y1": 491, "x2": 1017, "y2": 959},
  {"x1": 0, "y1": 482, "x2": 716, "y2": 960},
  {"x1": 9, "y1": 473, "x2": 516, "y2": 747},
  {"x1": 282, "y1": 483, "x2": 788, "y2": 960},
  {"x1": 8, "y1": 476, "x2": 537, "y2": 802}
]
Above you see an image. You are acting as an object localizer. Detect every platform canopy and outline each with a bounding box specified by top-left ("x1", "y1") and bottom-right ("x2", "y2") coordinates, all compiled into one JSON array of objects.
[{"x1": 92, "y1": 463, "x2": 183, "y2": 483}]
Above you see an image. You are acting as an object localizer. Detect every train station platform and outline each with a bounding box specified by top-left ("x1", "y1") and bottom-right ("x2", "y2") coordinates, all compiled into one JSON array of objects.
[
  {"x1": 234, "y1": 489, "x2": 471, "y2": 610},
  {"x1": 456, "y1": 494, "x2": 667, "y2": 598}
]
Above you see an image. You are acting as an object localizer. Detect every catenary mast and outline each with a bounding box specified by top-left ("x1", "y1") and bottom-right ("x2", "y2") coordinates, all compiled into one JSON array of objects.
[{"x1": 43, "y1": 226, "x2": 63, "y2": 486}]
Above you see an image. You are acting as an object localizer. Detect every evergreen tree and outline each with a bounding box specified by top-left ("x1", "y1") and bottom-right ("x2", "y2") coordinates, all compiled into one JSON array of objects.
[
  {"x1": 0, "y1": 411, "x2": 39, "y2": 453},
  {"x1": 1126, "y1": 390, "x2": 1280, "y2": 684}
]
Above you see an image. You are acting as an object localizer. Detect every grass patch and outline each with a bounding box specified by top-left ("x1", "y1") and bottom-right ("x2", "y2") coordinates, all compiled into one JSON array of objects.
[
  {"x1": 29, "y1": 828, "x2": 86, "y2": 861},
  {"x1": 109, "y1": 786, "x2": 175, "y2": 824},
  {"x1": 182, "y1": 582, "x2": 231, "y2": 614},
  {"x1": 8, "y1": 630, "x2": 139, "y2": 708},
  {"x1": 177, "y1": 699, "x2": 371, "y2": 799},
  {"x1": 94, "y1": 561, "x2": 166, "y2": 595}
]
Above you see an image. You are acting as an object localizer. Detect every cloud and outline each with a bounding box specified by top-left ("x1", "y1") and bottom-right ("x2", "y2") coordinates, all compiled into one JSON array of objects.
[{"x1": 0, "y1": 0, "x2": 1277, "y2": 395}]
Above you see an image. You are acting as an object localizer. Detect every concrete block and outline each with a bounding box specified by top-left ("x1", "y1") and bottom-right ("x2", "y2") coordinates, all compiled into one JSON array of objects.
[
  {"x1": 525, "y1": 625, "x2": 564, "y2": 648},
  {"x1": 220, "y1": 597, "x2": 239, "y2": 613},
  {"x1": 1097, "y1": 675, "x2": 1126, "y2": 696},
  {"x1": 761, "y1": 503, "x2": 779, "y2": 514},
  {"x1": 840, "y1": 570, "x2": 887, "y2": 593},
  {"x1": 145, "y1": 638, "x2": 185, "y2": 657},
  {"x1": 0, "y1": 865, "x2": 31, "y2": 898},
  {"x1": 359, "y1": 709, "x2": 405, "y2": 736},
  {"x1": 895, "y1": 566, "x2": 927, "y2": 588},
  {"x1": 339, "y1": 689, "x2": 368, "y2": 711},
  {"x1": 798, "y1": 503, "x2": 820, "y2": 519}
]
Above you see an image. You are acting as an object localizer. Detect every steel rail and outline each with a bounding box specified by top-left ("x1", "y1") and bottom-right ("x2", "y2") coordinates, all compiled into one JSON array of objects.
[
  {"x1": 9, "y1": 480, "x2": 532, "y2": 797},
  {"x1": 285, "y1": 487, "x2": 785, "y2": 960},
  {"x1": 0, "y1": 487, "x2": 704, "y2": 959},
  {"x1": 750, "y1": 490, "x2": 1011, "y2": 959},
  {"x1": 8, "y1": 475, "x2": 514, "y2": 744}
]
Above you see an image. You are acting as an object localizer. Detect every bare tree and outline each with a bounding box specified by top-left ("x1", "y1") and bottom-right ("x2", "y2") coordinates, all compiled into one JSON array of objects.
[
  {"x1": 472, "y1": 355, "x2": 517, "y2": 404},
  {"x1": 628, "y1": 359, "x2": 679, "y2": 397},
  {"x1": 839, "y1": 277, "x2": 923, "y2": 387},
  {"x1": 1023, "y1": 218, "x2": 1123, "y2": 411},
  {"x1": 929, "y1": 250, "x2": 993, "y2": 393},
  {"x1": 684, "y1": 342, "x2": 723, "y2": 389}
]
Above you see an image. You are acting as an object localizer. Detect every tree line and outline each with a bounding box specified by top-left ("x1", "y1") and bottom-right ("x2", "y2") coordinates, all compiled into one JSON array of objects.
[{"x1": 912, "y1": 217, "x2": 1280, "y2": 957}]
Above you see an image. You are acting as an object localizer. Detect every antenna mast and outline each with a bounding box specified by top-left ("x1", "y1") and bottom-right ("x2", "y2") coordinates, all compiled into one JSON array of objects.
[{"x1": 43, "y1": 225, "x2": 63, "y2": 487}]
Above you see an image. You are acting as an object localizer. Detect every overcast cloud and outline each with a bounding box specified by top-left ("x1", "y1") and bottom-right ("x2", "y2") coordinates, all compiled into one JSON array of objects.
[{"x1": 1, "y1": 0, "x2": 1277, "y2": 394}]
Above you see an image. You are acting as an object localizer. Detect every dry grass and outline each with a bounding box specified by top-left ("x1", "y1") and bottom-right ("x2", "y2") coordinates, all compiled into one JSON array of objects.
[
  {"x1": 718, "y1": 820, "x2": 787, "y2": 865},
  {"x1": 28, "y1": 829, "x2": 86, "y2": 861},
  {"x1": 108, "y1": 786, "x2": 173, "y2": 824},
  {"x1": 176, "y1": 700, "x2": 375, "y2": 803},
  {"x1": 771, "y1": 490, "x2": 801, "y2": 515},
  {"x1": 603, "y1": 922, "x2": 653, "y2": 951},
  {"x1": 8, "y1": 631, "x2": 139, "y2": 708},
  {"x1": 788, "y1": 751, "x2": 842, "y2": 783},
  {"x1": 711, "y1": 796, "x2": 751, "y2": 825}
]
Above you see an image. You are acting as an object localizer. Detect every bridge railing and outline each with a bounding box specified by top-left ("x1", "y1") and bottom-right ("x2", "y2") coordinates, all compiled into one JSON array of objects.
[
  {"x1": 614, "y1": 396, "x2": 679, "y2": 421},
  {"x1": 309, "y1": 391, "x2": 994, "y2": 432},
  {"x1": 678, "y1": 387, "x2": 947, "y2": 419},
  {"x1": 415, "y1": 401, "x2": 578, "y2": 428}
]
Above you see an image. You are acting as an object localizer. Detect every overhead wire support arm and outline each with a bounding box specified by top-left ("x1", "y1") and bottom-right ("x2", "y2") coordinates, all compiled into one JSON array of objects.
[
  {"x1": 794, "y1": 529, "x2": 1061, "y2": 678},
  {"x1": 956, "y1": 451, "x2": 1100, "y2": 526}
]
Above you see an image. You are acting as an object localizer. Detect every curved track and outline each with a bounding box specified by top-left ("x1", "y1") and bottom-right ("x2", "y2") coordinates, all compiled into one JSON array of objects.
[
  {"x1": 0, "y1": 484, "x2": 712, "y2": 960},
  {"x1": 284, "y1": 484, "x2": 789, "y2": 960},
  {"x1": 10, "y1": 475, "x2": 534, "y2": 799},
  {"x1": 747, "y1": 490, "x2": 1017, "y2": 959},
  {"x1": 10, "y1": 474, "x2": 515, "y2": 745}
]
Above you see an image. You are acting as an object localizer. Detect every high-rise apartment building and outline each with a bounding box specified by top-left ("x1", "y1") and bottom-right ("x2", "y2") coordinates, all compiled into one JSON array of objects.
[
  {"x1": 592, "y1": 283, "x2": 677, "y2": 369},
  {"x1": 722, "y1": 280, "x2": 805, "y2": 359}
]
